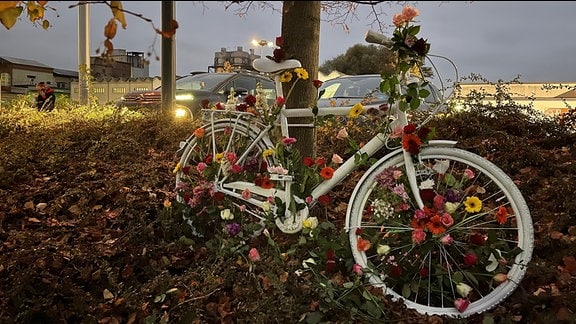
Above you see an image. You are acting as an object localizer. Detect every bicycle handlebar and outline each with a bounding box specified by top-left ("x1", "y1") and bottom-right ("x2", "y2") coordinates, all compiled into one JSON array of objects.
[{"x1": 365, "y1": 30, "x2": 394, "y2": 48}]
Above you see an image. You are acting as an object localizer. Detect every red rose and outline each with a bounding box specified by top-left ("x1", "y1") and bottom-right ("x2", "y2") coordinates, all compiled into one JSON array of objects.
[
  {"x1": 403, "y1": 123, "x2": 417, "y2": 134},
  {"x1": 272, "y1": 48, "x2": 286, "y2": 63},
  {"x1": 420, "y1": 189, "x2": 435, "y2": 202},
  {"x1": 463, "y1": 253, "x2": 478, "y2": 266},
  {"x1": 390, "y1": 265, "x2": 403, "y2": 278},
  {"x1": 413, "y1": 38, "x2": 429, "y2": 56},
  {"x1": 313, "y1": 79, "x2": 323, "y2": 88},
  {"x1": 302, "y1": 156, "x2": 315, "y2": 167},
  {"x1": 419, "y1": 267, "x2": 429, "y2": 277},
  {"x1": 326, "y1": 250, "x2": 337, "y2": 273},
  {"x1": 417, "y1": 126, "x2": 431, "y2": 140},
  {"x1": 244, "y1": 94, "x2": 257, "y2": 106},
  {"x1": 470, "y1": 233, "x2": 485, "y2": 246},
  {"x1": 318, "y1": 194, "x2": 331, "y2": 206}
]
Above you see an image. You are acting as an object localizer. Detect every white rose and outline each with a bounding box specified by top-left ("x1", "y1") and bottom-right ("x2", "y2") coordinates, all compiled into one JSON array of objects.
[
  {"x1": 456, "y1": 282, "x2": 473, "y2": 297},
  {"x1": 377, "y1": 244, "x2": 391, "y2": 255},
  {"x1": 261, "y1": 202, "x2": 271, "y2": 212},
  {"x1": 445, "y1": 202, "x2": 460, "y2": 214}
]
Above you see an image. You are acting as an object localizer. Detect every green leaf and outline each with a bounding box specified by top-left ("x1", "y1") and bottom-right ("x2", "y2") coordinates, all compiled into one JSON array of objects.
[
  {"x1": 453, "y1": 271, "x2": 464, "y2": 283},
  {"x1": 343, "y1": 282, "x2": 355, "y2": 289},
  {"x1": 304, "y1": 312, "x2": 323, "y2": 324},
  {"x1": 362, "y1": 300, "x2": 383, "y2": 318},
  {"x1": 443, "y1": 173, "x2": 458, "y2": 187},
  {"x1": 402, "y1": 283, "x2": 411, "y2": 298}
]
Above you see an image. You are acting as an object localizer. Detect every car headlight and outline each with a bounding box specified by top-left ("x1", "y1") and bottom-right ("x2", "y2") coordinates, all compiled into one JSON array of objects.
[
  {"x1": 174, "y1": 108, "x2": 189, "y2": 118},
  {"x1": 175, "y1": 94, "x2": 194, "y2": 101}
]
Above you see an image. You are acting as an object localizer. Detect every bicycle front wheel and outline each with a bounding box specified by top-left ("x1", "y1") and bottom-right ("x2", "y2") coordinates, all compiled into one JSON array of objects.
[{"x1": 347, "y1": 146, "x2": 533, "y2": 318}]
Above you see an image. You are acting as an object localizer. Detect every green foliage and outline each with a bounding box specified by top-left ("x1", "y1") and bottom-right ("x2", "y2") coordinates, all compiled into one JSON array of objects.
[{"x1": 319, "y1": 44, "x2": 395, "y2": 75}]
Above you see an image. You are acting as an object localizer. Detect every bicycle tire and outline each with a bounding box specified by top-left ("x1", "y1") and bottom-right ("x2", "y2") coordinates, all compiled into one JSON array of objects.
[
  {"x1": 347, "y1": 146, "x2": 533, "y2": 318},
  {"x1": 175, "y1": 119, "x2": 276, "y2": 233}
]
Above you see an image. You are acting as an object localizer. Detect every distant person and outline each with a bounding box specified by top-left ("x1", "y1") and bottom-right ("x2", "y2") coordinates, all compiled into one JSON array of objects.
[{"x1": 36, "y1": 81, "x2": 55, "y2": 111}]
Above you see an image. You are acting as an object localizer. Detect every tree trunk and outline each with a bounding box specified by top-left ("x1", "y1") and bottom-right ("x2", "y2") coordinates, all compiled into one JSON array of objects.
[{"x1": 281, "y1": 1, "x2": 321, "y2": 158}]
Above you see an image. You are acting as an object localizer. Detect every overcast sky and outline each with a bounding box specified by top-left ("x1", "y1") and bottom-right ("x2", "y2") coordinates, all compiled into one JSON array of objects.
[{"x1": 1, "y1": 1, "x2": 575, "y2": 84}]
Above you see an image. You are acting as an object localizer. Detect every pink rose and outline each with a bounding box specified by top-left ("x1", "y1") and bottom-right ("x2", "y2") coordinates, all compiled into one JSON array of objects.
[
  {"x1": 281, "y1": 137, "x2": 297, "y2": 146},
  {"x1": 336, "y1": 128, "x2": 348, "y2": 139},
  {"x1": 332, "y1": 154, "x2": 343, "y2": 164},
  {"x1": 242, "y1": 188, "x2": 251, "y2": 200},
  {"x1": 440, "y1": 213, "x2": 454, "y2": 227},
  {"x1": 440, "y1": 234, "x2": 453, "y2": 245},
  {"x1": 352, "y1": 263, "x2": 363, "y2": 275},
  {"x1": 196, "y1": 162, "x2": 207, "y2": 172},
  {"x1": 454, "y1": 298, "x2": 470, "y2": 313},
  {"x1": 433, "y1": 195, "x2": 445, "y2": 211},
  {"x1": 414, "y1": 209, "x2": 427, "y2": 220},
  {"x1": 248, "y1": 248, "x2": 261, "y2": 262},
  {"x1": 412, "y1": 229, "x2": 426, "y2": 244}
]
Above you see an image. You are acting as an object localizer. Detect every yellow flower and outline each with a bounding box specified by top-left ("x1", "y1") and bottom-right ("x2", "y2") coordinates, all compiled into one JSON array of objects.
[
  {"x1": 302, "y1": 216, "x2": 319, "y2": 229},
  {"x1": 294, "y1": 67, "x2": 309, "y2": 80},
  {"x1": 262, "y1": 148, "x2": 275, "y2": 158},
  {"x1": 464, "y1": 196, "x2": 482, "y2": 213},
  {"x1": 163, "y1": 199, "x2": 172, "y2": 208},
  {"x1": 347, "y1": 103, "x2": 364, "y2": 118},
  {"x1": 172, "y1": 162, "x2": 181, "y2": 174},
  {"x1": 215, "y1": 152, "x2": 225, "y2": 164},
  {"x1": 280, "y1": 71, "x2": 293, "y2": 83}
]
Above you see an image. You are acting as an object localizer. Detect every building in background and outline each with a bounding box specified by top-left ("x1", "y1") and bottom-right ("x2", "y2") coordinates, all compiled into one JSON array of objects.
[
  {"x1": 211, "y1": 47, "x2": 260, "y2": 73},
  {"x1": 456, "y1": 82, "x2": 576, "y2": 115},
  {"x1": 4, "y1": 46, "x2": 572, "y2": 115}
]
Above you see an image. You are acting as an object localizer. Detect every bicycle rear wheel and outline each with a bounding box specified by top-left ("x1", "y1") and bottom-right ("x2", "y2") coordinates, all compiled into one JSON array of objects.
[
  {"x1": 347, "y1": 146, "x2": 533, "y2": 317},
  {"x1": 175, "y1": 118, "x2": 276, "y2": 236}
]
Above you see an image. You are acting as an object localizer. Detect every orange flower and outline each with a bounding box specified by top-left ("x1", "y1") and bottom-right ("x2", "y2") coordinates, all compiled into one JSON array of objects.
[
  {"x1": 357, "y1": 236, "x2": 371, "y2": 252},
  {"x1": 193, "y1": 127, "x2": 205, "y2": 138},
  {"x1": 260, "y1": 176, "x2": 275, "y2": 189},
  {"x1": 402, "y1": 133, "x2": 422, "y2": 155},
  {"x1": 319, "y1": 166, "x2": 334, "y2": 180},
  {"x1": 427, "y1": 214, "x2": 446, "y2": 235},
  {"x1": 495, "y1": 205, "x2": 508, "y2": 224},
  {"x1": 411, "y1": 217, "x2": 426, "y2": 230}
]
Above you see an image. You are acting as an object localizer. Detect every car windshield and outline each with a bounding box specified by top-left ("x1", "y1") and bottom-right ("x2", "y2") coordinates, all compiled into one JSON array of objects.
[
  {"x1": 319, "y1": 75, "x2": 384, "y2": 100},
  {"x1": 173, "y1": 73, "x2": 233, "y2": 91}
]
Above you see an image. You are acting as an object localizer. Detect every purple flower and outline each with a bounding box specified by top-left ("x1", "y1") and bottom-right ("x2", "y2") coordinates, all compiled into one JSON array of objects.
[
  {"x1": 226, "y1": 222, "x2": 241, "y2": 236},
  {"x1": 445, "y1": 189, "x2": 461, "y2": 203}
]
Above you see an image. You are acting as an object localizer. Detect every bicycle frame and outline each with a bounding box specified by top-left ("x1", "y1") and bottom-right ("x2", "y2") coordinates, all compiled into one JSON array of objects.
[
  {"x1": 188, "y1": 59, "x2": 456, "y2": 233},
  {"x1": 202, "y1": 87, "x2": 455, "y2": 230}
]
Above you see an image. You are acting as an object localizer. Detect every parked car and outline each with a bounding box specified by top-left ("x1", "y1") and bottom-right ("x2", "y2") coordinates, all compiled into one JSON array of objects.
[
  {"x1": 317, "y1": 74, "x2": 443, "y2": 112},
  {"x1": 115, "y1": 71, "x2": 277, "y2": 119}
]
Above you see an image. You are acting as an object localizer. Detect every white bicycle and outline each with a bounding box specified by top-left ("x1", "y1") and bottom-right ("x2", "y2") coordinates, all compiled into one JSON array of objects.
[{"x1": 174, "y1": 29, "x2": 533, "y2": 318}]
